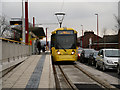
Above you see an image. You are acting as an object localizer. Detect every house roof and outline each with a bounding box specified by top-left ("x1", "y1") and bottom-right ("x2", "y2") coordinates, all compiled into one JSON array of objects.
[
  {"x1": 95, "y1": 35, "x2": 118, "y2": 43},
  {"x1": 77, "y1": 31, "x2": 102, "y2": 40}
]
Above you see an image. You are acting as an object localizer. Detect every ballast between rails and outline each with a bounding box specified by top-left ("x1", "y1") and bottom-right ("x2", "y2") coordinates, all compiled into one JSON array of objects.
[
  {"x1": 53, "y1": 64, "x2": 78, "y2": 90},
  {"x1": 74, "y1": 64, "x2": 119, "y2": 90}
]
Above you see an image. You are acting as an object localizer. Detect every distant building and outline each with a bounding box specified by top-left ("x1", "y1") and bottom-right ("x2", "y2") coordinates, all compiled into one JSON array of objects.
[
  {"x1": 118, "y1": 30, "x2": 120, "y2": 49},
  {"x1": 92, "y1": 33, "x2": 119, "y2": 49},
  {"x1": 118, "y1": 1, "x2": 120, "y2": 49},
  {"x1": 77, "y1": 31, "x2": 120, "y2": 50},
  {"x1": 77, "y1": 31, "x2": 102, "y2": 50}
]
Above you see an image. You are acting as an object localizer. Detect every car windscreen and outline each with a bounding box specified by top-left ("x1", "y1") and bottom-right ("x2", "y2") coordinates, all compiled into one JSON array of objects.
[
  {"x1": 85, "y1": 50, "x2": 94, "y2": 54},
  {"x1": 55, "y1": 35, "x2": 76, "y2": 49},
  {"x1": 94, "y1": 52, "x2": 98, "y2": 56},
  {"x1": 105, "y1": 50, "x2": 120, "y2": 57},
  {"x1": 78, "y1": 50, "x2": 82, "y2": 54}
]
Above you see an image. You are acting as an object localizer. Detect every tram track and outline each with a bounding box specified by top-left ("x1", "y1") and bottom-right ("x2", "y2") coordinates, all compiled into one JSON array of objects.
[
  {"x1": 53, "y1": 64, "x2": 78, "y2": 90},
  {"x1": 74, "y1": 64, "x2": 119, "y2": 90},
  {"x1": 53, "y1": 62, "x2": 119, "y2": 90}
]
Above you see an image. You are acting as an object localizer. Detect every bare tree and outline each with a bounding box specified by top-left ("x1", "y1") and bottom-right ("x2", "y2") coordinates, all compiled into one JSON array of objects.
[
  {"x1": 102, "y1": 27, "x2": 107, "y2": 36},
  {"x1": 102, "y1": 28, "x2": 107, "y2": 48},
  {"x1": 0, "y1": 15, "x2": 10, "y2": 37}
]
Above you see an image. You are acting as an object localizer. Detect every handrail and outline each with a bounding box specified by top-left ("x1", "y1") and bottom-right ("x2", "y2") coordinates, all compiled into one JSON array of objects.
[{"x1": 0, "y1": 37, "x2": 28, "y2": 45}]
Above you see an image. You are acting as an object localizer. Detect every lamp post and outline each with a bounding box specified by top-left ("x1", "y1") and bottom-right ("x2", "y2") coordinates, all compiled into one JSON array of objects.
[
  {"x1": 46, "y1": 27, "x2": 47, "y2": 48},
  {"x1": 81, "y1": 25, "x2": 83, "y2": 48},
  {"x1": 95, "y1": 13, "x2": 99, "y2": 50},
  {"x1": 22, "y1": 0, "x2": 25, "y2": 43},
  {"x1": 55, "y1": 12, "x2": 65, "y2": 28},
  {"x1": 25, "y1": 0, "x2": 29, "y2": 45}
]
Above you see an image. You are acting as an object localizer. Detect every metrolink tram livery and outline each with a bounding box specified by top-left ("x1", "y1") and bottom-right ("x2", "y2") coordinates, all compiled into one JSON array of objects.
[{"x1": 51, "y1": 28, "x2": 78, "y2": 62}]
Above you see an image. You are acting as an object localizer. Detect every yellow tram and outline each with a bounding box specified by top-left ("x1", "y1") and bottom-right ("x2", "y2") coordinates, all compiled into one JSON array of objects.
[{"x1": 51, "y1": 28, "x2": 78, "y2": 62}]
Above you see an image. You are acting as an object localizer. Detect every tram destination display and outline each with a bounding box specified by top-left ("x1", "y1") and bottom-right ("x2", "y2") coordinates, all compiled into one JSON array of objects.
[{"x1": 57, "y1": 30, "x2": 74, "y2": 34}]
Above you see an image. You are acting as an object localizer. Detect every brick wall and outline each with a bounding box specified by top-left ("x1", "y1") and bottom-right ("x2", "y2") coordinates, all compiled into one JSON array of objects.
[
  {"x1": 77, "y1": 31, "x2": 102, "y2": 49},
  {"x1": 118, "y1": 29, "x2": 120, "y2": 49}
]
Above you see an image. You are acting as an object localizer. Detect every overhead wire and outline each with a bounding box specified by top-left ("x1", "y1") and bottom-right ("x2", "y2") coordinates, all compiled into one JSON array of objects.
[{"x1": 60, "y1": 0, "x2": 64, "y2": 12}]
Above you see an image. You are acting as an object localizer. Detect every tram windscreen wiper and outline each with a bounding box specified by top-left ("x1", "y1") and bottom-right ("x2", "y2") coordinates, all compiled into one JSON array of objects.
[{"x1": 56, "y1": 41, "x2": 66, "y2": 52}]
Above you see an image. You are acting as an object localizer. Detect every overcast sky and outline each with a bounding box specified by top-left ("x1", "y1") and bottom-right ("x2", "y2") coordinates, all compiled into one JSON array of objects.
[{"x1": 0, "y1": 0, "x2": 119, "y2": 41}]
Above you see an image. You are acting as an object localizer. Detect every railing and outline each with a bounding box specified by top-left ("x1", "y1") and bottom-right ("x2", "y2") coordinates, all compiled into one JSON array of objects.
[{"x1": 0, "y1": 37, "x2": 32, "y2": 75}]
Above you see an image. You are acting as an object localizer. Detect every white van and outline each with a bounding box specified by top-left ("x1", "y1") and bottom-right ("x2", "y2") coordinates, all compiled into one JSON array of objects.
[{"x1": 96, "y1": 49, "x2": 120, "y2": 71}]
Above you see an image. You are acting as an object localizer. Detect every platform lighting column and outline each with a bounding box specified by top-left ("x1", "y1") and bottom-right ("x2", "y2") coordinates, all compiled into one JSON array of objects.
[
  {"x1": 55, "y1": 12, "x2": 65, "y2": 28},
  {"x1": 22, "y1": 0, "x2": 25, "y2": 43},
  {"x1": 46, "y1": 28, "x2": 48, "y2": 50},
  {"x1": 95, "y1": 14, "x2": 99, "y2": 50},
  {"x1": 25, "y1": 0, "x2": 29, "y2": 45}
]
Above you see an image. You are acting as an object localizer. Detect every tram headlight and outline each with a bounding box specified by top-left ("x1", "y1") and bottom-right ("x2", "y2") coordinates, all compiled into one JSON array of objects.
[
  {"x1": 71, "y1": 50, "x2": 75, "y2": 55},
  {"x1": 57, "y1": 51, "x2": 61, "y2": 55},
  {"x1": 57, "y1": 50, "x2": 61, "y2": 55},
  {"x1": 78, "y1": 54, "x2": 80, "y2": 56}
]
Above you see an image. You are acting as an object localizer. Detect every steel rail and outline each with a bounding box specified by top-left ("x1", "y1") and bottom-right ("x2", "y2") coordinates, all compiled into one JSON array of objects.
[
  {"x1": 74, "y1": 64, "x2": 119, "y2": 90},
  {"x1": 52, "y1": 64, "x2": 61, "y2": 90},
  {"x1": 58, "y1": 65, "x2": 78, "y2": 90}
]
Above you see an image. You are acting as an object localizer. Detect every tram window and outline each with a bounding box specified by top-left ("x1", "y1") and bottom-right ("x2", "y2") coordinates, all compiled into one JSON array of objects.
[{"x1": 55, "y1": 35, "x2": 76, "y2": 49}]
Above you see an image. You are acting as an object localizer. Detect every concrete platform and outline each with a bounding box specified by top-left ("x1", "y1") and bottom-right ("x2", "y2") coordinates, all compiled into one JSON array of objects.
[{"x1": 2, "y1": 53, "x2": 55, "y2": 89}]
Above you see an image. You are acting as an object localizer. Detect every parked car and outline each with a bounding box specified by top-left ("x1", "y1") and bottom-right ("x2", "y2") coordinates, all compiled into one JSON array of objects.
[
  {"x1": 96, "y1": 49, "x2": 120, "y2": 71},
  {"x1": 88, "y1": 51, "x2": 98, "y2": 66},
  {"x1": 117, "y1": 54, "x2": 120, "y2": 75},
  {"x1": 78, "y1": 47, "x2": 83, "y2": 50},
  {"x1": 80, "y1": 49, "x2": 95, "y2": 63}
]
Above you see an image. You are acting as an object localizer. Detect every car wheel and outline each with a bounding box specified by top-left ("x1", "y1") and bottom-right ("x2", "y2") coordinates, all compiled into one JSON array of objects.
[
  {"x1": 95, "y1": 62, "x2": 99, "y2": 69},
  {"x1": 117, "y1": 65, "x2": 120, "y2": 75},
  {"x1": 88, "y1": 60, "x2": 90, "y2": 65},
  {"x1": 102, "y1": 63, "x2": 106, "y2": 71},
  {"x1": 91, "y1": 60, "x2": 94, "y2": 66}
]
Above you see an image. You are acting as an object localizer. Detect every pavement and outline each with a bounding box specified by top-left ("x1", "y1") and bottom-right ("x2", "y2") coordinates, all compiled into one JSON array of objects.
[{"x1": 2, "y1": 52, "x2": 55, "y2": 89}]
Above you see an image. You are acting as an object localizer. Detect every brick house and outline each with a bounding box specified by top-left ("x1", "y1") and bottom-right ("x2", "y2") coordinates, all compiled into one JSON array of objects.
[
  {"x1": 77, "y1": 31, "x2": 102, "y2": 50},
  {"x1": 92, "y1": 30, "x2": 120, "y2": 50},
  {"x1": 118, "y1": 30, "x2": 120, "y2": 49},
  {"x1": 92, "y1": 35, "x2": 119, "y2": 49},
  {"x1": 77, "y1": 30, "x2": 120, "y2": 50}
]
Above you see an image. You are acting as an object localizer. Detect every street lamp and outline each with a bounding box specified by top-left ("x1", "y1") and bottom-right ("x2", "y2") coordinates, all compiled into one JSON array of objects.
[
  {"x1": 55, "y1": 12, "x2": 65, "y2": 28},
  {"x1": 95, "y1": 13, "x2": 99, "y2": 50},
  {"x1": 81, "y1": 25, "x2": 83, "y2": 48},
  {"x1": 22, "y1": 0, "x2": 25, "y2": 43},
  {"x1": 46, "y1": 27, "x2": 48, "y2": 50}
]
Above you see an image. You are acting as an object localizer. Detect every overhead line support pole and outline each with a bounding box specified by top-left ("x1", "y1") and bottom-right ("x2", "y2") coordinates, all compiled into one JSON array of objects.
[
  {"x1": 33, "y1": 17, "x2": 35, "y2": 27},
  {"x1": 95, "y1": 14, "x2": 99, "y2": 50},
  {"x1": 25, "y1": 0, "x2": 29, "y2": 45},
  {"x1": 81, "y1": 25, "x2": 83, "y2": 48},
  {"x1": 46, "y1": 28, "x2": 47, "y2": 47}
]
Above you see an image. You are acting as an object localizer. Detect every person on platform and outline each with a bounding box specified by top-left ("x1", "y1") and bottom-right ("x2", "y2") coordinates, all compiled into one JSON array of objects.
[
  {"x1": 42, "y1": 44, "x2": 45, "y2": 52},
  {"x1": 37, "y1": 39, "x2": 41, "y2": 54}
]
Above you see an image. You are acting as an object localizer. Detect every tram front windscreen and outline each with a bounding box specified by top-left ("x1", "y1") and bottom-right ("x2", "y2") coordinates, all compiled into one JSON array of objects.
[{"x1": 55, "y1": 35, "x2": 76, "y2": 49}]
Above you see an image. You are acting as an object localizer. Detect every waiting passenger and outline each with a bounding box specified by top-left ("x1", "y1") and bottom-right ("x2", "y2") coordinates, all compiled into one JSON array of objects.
[{"x1": 37, "y1": 39, "x2": 41, "y2": 54}]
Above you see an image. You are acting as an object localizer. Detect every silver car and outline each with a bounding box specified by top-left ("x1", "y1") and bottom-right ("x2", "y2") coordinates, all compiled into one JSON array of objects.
[
  {"x1": 117, "y1": 56, "x2": 120, "y2": 75},
  {"x1": 96, "y1": 49, "x2": 120, "y2": 71}
]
